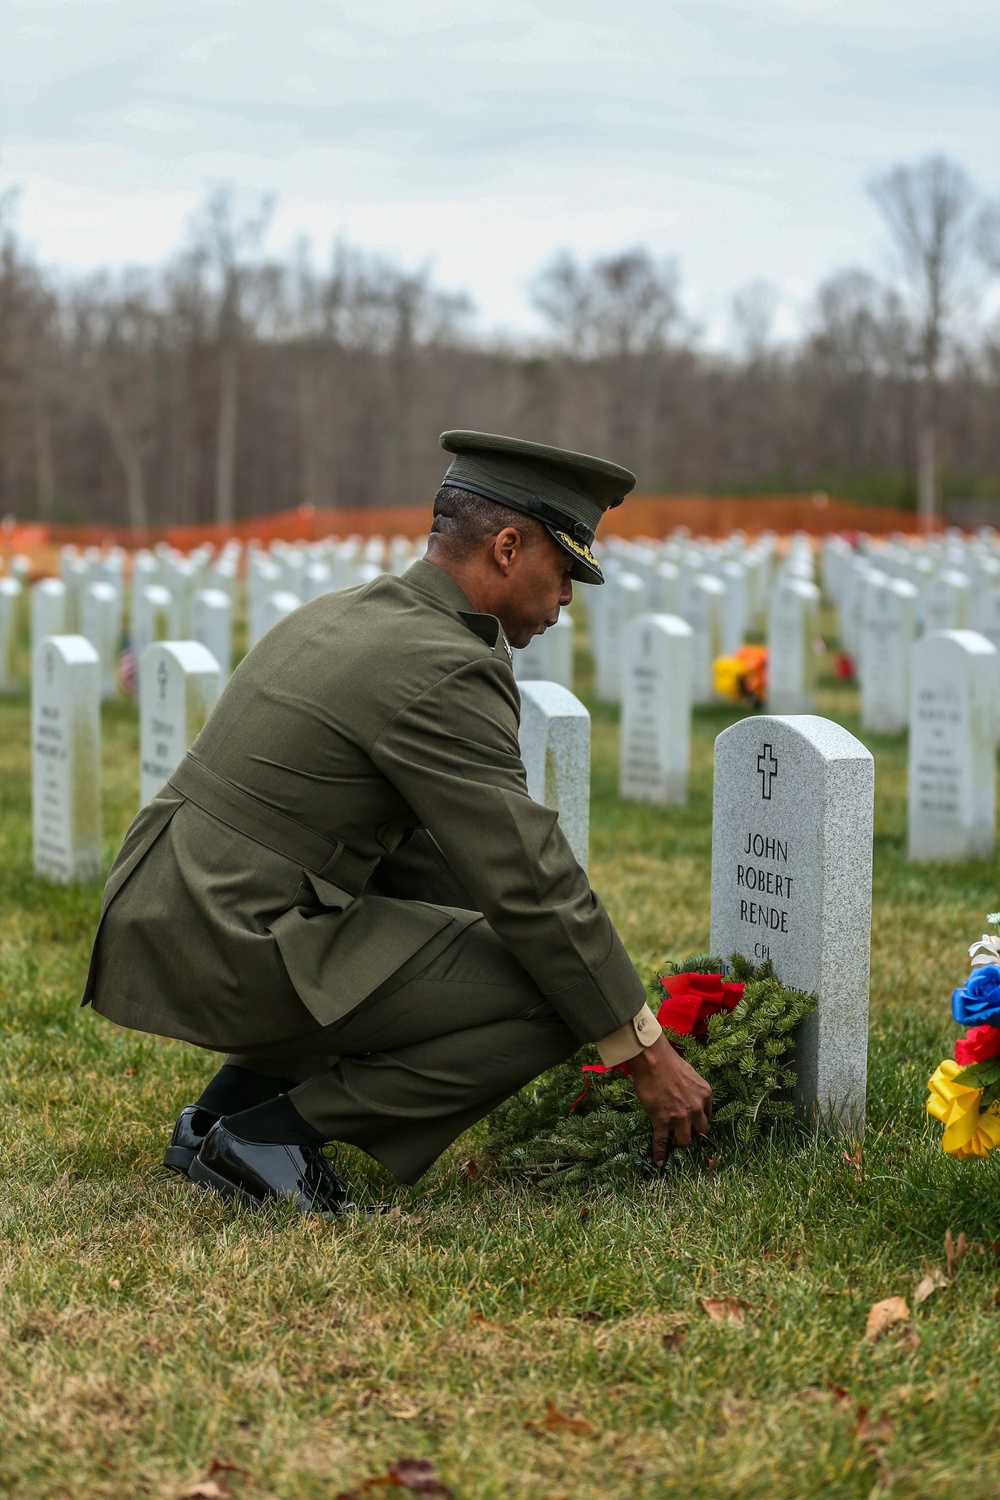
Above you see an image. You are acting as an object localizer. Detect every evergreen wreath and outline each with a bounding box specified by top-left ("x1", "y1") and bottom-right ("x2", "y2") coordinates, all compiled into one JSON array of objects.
[{"x1": 485, "y1": 954, "x2": 817, "y2": 1185}]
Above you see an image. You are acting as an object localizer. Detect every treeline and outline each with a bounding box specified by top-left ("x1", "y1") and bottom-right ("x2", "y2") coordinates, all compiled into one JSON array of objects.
[{"x1": 1, "y1": 155, "x2": 998, "y2": 529}]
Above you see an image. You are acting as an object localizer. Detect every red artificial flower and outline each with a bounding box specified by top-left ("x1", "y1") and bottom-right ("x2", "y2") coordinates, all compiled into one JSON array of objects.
[
  {"x1": 955, "y1": 1025, "x2": 1000, "y2": 1066},
  {"x1": 833, "y1": 652, "x2": 855, "y2": 681},
  {"x1": 657, "y1": 971, "x2": 744, "y2": 1041}
]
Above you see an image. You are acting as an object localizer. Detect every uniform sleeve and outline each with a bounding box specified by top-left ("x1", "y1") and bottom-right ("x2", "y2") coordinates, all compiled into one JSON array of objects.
[{"x1": 369, "y1": 656, "x2": 646, "y2": 1043}]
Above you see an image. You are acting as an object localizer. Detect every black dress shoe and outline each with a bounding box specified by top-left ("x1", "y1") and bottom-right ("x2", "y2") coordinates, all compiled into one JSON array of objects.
[
  {"x1": 189, "y1": 1121, "x2": 354, "y2": 1218},
  {"x1": 163, "y1": 1105, "x2": 219, "y2": 1175}
]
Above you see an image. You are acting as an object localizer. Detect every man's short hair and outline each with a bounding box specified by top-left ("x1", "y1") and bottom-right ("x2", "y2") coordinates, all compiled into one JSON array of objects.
[{"x1": 429, "y1": 484, "x2": 544, "y2": 556}]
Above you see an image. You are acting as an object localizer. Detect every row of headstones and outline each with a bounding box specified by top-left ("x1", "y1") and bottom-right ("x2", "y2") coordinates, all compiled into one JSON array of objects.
[
  {"x1": 588, "y1": 530, "x2": 818, "y2": 712},
  {"x1": 30, "y1": 633, "x2": 872, "y2": 1134},
  {"x1": 822, "y1": 530, "x2": 1000, "y2": 737},
  {"x1": 616, "y1": 605, "x2": 999, "y2": 864},
  {"x1": 1, "y1": 533, "x2": 432, "y2": 700}
]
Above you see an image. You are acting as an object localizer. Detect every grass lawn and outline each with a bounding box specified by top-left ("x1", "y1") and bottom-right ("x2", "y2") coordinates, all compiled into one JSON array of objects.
[{"x1": 2, "y1": 613, "x2": 1000, "y2": 1499}]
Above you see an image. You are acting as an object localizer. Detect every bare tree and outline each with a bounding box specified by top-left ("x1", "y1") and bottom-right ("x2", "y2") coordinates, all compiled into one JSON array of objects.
[
  {"x1": 183, "y1": 187, "x2": 275, "y2": 524},
  {"x1": 532, "y1": 247, "x2": 680, "y2": 359},
  {"x1": 868, "y1": 154, "x2": 982, "y2": 529}
]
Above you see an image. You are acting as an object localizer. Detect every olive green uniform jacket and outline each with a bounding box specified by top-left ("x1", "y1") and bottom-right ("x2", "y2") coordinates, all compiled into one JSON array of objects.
[{"x1": 83, "y1": 560, "x2": 646, "y2": 1051}]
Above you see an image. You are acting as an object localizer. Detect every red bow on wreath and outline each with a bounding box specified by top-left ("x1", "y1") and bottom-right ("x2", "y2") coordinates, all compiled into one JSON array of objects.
[{"x1": 573, "y1": 971, "x2": 745, "y2": 1110}]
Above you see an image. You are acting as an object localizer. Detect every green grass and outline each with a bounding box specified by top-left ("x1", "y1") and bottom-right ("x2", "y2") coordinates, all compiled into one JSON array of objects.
[{"x1": 3, "y1": 616, "x2": 1000, "y2": 1498}]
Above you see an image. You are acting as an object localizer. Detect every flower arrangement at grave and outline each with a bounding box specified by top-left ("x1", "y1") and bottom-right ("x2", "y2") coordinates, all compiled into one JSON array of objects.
[
  {"x1": 927, "y1": 913, "x2": 1000, "y2": 1159},
  {"x1": 713, "y1": 645, "x2": 768, "y2": 707},
  {"x1": 486, "y1": 955, "x2": 816, "y2": 1185}
]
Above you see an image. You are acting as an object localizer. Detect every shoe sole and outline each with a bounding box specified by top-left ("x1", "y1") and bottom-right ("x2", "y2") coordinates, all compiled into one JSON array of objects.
[
  {"x1": 189, "y1": 1155, "x2": 357, "y2": 1219},
  {"x1": 189, "y1": 1155, "x2": 263, "y2": 1206},
  {"x1": 163, "y1": 1145, "x2": 197, "y2": 1175}
]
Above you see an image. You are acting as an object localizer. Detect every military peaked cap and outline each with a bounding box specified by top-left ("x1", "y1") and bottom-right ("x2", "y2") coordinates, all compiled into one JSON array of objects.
[{"x1": 438, "y1": 430, "x2": 636, "y2": 584}]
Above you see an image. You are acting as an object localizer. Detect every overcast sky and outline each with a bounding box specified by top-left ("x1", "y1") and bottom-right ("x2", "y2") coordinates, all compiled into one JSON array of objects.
[{"x1": 2, "y1": 0, "x2": 998, "y2": 345}]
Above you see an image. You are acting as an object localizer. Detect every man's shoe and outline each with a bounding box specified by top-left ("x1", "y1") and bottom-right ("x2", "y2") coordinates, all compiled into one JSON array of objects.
[
  {"x1": 163, "y1": 1105, "x2": 219, "y2": 1175},
  {"x1": 189, "y1": 1121, "x2": 354, "y2": 1218}
]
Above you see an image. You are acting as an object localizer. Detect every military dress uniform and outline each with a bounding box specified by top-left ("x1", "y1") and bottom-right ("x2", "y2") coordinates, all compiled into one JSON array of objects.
[{"x1": 83, "y1": 433, "x2": 662, "y2": 1192}]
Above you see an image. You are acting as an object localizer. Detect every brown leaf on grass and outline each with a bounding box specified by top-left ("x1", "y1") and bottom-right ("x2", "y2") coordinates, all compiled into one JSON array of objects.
[
  {"x1": 471, "y1": 1313, "x2": 512, "y2": 1333},
  {"x1": 524, "y1": 1399, "x2": 597, "y2": 1437},
  {"x1": 842, "y1": 1143, "x2": 863, "y2": 1179},
  {"x1": 458, "y1": 1158, "x2": 479, "y2": 1180},
  {"x1": 855, "y1": 1405, "x2": 896, "y2": 1447},
  {"x1": 945, "y1": 1229, "x2": 969, "y2": 1280},
  {"x1": 124, "y1": 1067, "x2": 137, "y2": 1076},
  {"x1": 864, "y1": 1296, "x2": 910, "y2": 1342},
  {"x1": 181, "y1": 1460, "x2": 248, "y2": 1498},
  {"x1": 662, "y1": 1327, "x2": 687, "y2": 1349},
  {"x1": 699, "y1": 1296, "x2": 752, "y2": 1325},
  {"x1": 801, "y1": 1383, "x2": 851, "y2": 1407},
  {"x1": 578, "y1": 1206, "x2": 590, "y2": 1221},
  {"x1": 351, "y1": 1458, "x2": 453, "y2": 1495},
  {"x1": 913, "y1": 1264, "x2": 950, "y2": 1305}
]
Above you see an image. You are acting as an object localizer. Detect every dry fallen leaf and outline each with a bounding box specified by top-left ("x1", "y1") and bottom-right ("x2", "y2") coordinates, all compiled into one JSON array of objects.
[
  {"x1": 108, "y1": 1277, "x2": 121, "y2": 1291},
  {"x1": 855, "y1": 1405, "x2": 895, "y2": 1447},
  {"x1": 843, "y1": 1142, "x2": 863, "y2": 1179},
  {"x1": 524, "y1": 1399, "x2": 597, "y2": 1437},
  {"x1": 348, "y1": 1457, "x2": 453, "y2": 1496},
  {"x1": 662, "y1": 1327, "x2": 687, "y2": 1349},
  {"x1": 124, "y1": 1067, "x2": 137, "y2": 1077},
  {"x1": 864, "y1": 1296, "x2": 910, "y2": 1342},
  {"x1": 913, "y1": 1264, "x2": 950, "y2": 1305},
  {"x1": 458, "y1": 1158, "x2": 479, "y2": 1181},
  {"x1": 945, "y1": 1228, "x2": 969, "y2": 1280},
  {"x1": 471, "y1": 1313, "x2": 512, "y2": 1333},
  {"x1": 699, "y1": 1296, "x2": 752, "y2": 1326}
]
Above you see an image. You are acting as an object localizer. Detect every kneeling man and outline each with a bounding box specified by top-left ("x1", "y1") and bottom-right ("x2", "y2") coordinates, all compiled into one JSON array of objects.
[{"x1": 83, "y1": 431, "x2": 711, "y2": 1214}]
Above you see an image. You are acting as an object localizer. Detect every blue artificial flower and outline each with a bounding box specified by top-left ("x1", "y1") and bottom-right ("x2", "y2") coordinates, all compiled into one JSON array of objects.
[{"x1": 952, "y1": 964, "x2": 1000, "y2": 1027}]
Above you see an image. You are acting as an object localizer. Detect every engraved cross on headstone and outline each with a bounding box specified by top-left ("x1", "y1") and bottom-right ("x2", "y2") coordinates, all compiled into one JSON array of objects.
[
  {"x1": 757, "y1": 743, "x2": 778, "y2": 800},
  {"x1": 156, "y1": 659, "x2": 169, "y2": 700}
]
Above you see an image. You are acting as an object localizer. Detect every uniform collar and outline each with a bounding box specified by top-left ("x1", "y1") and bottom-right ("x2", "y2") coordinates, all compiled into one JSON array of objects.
[{"x1": 401, "y1": 559, "x2": 513, "y2": 664}]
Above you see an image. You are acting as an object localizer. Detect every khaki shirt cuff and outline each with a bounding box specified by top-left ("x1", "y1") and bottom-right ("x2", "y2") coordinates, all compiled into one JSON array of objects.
[{"x1": 595, "y1": 1003, "x2": 662, "y2": 1066}]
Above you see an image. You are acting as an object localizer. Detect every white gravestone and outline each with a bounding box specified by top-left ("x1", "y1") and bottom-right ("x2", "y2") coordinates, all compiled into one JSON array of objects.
[
  {"x1": 31, "y1": 577, "x2": 67, "y2": 651},
  {"x1": 923, "y1": 570, "x2": 971, "y2": 633},
  {"x1": 260, "y1": 591, "x2": 302, "y2": 638},
  {"x1": 710, "y1": 715, "x2": 874, "y2": 1132},
  {"x1": 80, "y1": 581, "x2": 122, "y2": 701},
  {"x1": 685, "y1": 573, "x2": 726, "y2": 707},
  {"x1": 719, "y1": 560, "x2": 749, "y2": 656},
  {"x1": 139, "y1": 642, "x2": 222, "y2": 806},
  {"x1": 766, "y1": 579, "x2": 820, "y2": 715},
  {"x1": 32, "y1": 635, "x2": 102, "y2": 882},
  {"x1": 132, "y1": 584, "x2": 176, "y2": 683},
  {"x1": 620, "y1": 614, "x2": 693, "y2": 805},
  {"x1": 859, "y1": 578, "x2": 918, "y2": 735},
  {"x1": 518, "y1": 680, "x2": 591, "y2": 871},
  {"x1": 191, "y1": 588, "x2": 233, "y2": 686},
  {"x1": 0, "y1": 577, "x2": 22, "y2": 691},
  {"x1": 907, "y1": 630, "x2": 997, "y2": 863},
  {"x1": 595, "y1": 571, "x2": 645, "y2": 704},
  {"x1": 514, "y1": 613, "x2": 573, "y2": 689}
]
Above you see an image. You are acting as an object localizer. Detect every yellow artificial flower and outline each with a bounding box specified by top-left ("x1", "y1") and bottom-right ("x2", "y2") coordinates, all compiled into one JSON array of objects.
[
  {"x1": 713, "y1": 655, "x2": 744, "y2": 700},
  {"x1": 926, "y1": 1057, "x2": 1000, "y2": 1159}
]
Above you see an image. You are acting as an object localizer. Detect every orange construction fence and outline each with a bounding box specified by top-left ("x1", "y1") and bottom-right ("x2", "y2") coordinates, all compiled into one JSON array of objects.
[{"x1": 1, "y1": 494, "x2": 933, "y2": 563}]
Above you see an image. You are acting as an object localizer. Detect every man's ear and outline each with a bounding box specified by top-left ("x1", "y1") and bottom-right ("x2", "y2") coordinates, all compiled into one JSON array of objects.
[{"x1": 492, "y1": 526, "x2": 522, "y2": 576}]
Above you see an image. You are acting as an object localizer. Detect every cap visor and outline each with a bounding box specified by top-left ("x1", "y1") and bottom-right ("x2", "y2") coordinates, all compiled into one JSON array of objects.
[{"x1": 548, "y1": 525, "x2": 604, "y2": 585}]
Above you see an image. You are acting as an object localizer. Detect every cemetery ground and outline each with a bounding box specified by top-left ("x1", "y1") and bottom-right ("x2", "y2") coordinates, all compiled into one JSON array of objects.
[{"x1": 3, "y1": 625, "x2": 1000, "y2": 1500}]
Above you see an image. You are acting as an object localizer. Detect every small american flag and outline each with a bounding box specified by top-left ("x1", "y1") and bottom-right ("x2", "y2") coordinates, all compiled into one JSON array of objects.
[{"x1": 118, "y1": 635, "x2": 138, "y2": 699}]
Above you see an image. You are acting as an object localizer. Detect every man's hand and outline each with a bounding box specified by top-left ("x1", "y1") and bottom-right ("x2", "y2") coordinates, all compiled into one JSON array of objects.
[{"x1": 629, "y1": 1034, "x2": 712, "y2": 1165}]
